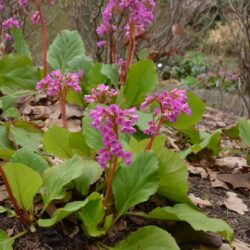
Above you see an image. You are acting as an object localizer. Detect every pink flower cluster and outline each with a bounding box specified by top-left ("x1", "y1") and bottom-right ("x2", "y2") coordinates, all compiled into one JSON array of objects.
[
  {"x1": 96, "y1": 0, "x2": 155, "y2": 45},
  {"x1": 2, "y1": 18, "x2": 20, "y2": 30},
  {"x1": 36, "y1": 70, "x2": 82, "y2": 96},
  {"x1": 197, "y1": 69, "x2": 239, "y2": 82},
  {"x1": 90, "y1": 105, "x2": 138, "y2": 168},
  {"x1": 84, "y1": 84, "x2": 118, "y2": 104},
  {"x1": 30, "y1": 11, "x2": 40, "y2": 25},
  {"x1": 141, "y1": 89, "x2": 192, "y2": 135},
  {"x1": 1, "y1": 18, "x2": 20, "y2": 41}
]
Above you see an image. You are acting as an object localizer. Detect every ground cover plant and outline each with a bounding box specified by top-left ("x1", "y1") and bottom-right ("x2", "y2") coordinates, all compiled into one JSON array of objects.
[{"x1": 1, "y1": 0, "x2": 248, "y2": 249}]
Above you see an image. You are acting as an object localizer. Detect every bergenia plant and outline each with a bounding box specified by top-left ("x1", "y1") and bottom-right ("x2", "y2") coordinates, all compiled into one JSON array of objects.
[
  {"x1": 1, "y1": 0, "x2": 55, "y2": 76},
  {"x1": 96, "y1": 0, "x2": 155, "y2": 82},
  {"x1": 141, "y1": 89, "x2": 192, "y2": 150},
  {"x1": 90, "y1": 104, "x2": 138, "y2": 208},
  {"x1": 36, "y1": 69, "x2": 82, "y2": 128}
]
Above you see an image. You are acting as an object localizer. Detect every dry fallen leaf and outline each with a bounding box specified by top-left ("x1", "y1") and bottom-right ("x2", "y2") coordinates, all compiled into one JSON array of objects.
[
  {"x1": 215, "y1": 157, "x2": 248, "y2": 172},
  {"x1": 187, "y1": 162, "x2": 208, "y2": 179},
  {"x1": 189, "y1": 193, "x2": 212, "y2": 207},
  {"x1": 218, "y1": 173, "x2": 250, "y2": 190},
  {"x1": 207, "y1": 169, "x2": 229, "y2": 189},
  {"x1": 0, "y1": 185, "x2": 8, "y2": 201},
  {"x1": 232, "y1": 239, "x2": 250, "y2": 250},
  {"x1": 221, "y1": 192, "x2": 248, "y2": 215}
]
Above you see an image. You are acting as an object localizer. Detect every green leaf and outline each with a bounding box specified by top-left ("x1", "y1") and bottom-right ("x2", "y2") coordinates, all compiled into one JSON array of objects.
[
  {"x1": 10, "y1": 28, "x2": 31, "y2": 57},
  {"x1": 41, "y1": 155, "x2": 85, "y2": 207},
  {"x1": 87, "y1": 64, "x2": 107, "y2": 88},
  {"x1": 180, "y1": 130, "x2": 221, "y2": 158},
  {"x1": 9, "y1": 125, "x2": 42, "y2": 151},
  {"x1": 48, "y1": 30, "x2": 86, "y2": 72},
  {"x1": 3, "y1": 163, "x2": 43, "y2": 213},
  {"x1": 67, "y1": 55, "x2": 93, "y2": 78},
  {"x1": 43, "y1": 126, "x2": 73, "y2": 159},
  {"x1": 69, "y1": 132, "x2": 92, "y2": 157},
  {"x1": 147, "y1": 204, "x2": 234, "y2": 243},
  {"x1": 112, "y1": 226, "x2": 180, "y2": 250},
  {"x1": 0, "y1": 150, "x2": 15, "y2": 161},
  {"x1": 0, "y1": 54, "x2": 40, "y2": 90},
  {"x1": 167, "y1": 92, "x2": 205, "y2": 129},
  {"x1": 74, "y1": 159, "x2": 102, "y2": 196},
  {"x1": 239, "y1": 119, "x2": 250, "y2": 147},
  {"x1": 112, "y1": 152, "x2": 159, "y2": 217},
  {"x1": 130, "y1": 136, "x2": 191, "y2": 204},
  {"x1": 179, "y1": 126, "x2": 201, "y2": 144},
  {"x1": 222, "y1": 123, "x2": 239, "y2": 139},
  {"x1": 0, "y1": 126, "x2": 12, "y2": 150},
  {"x1": 10, "y1": 147, "x2": 49, "y2": 173},
  {"x1": 82, "y1": 112, "x2": 103, "y2": 151},
  {"x1": 0, "y1": 90, "x2": 34, "y2": 111},
  {"x1": 38, "y1": 199, "x2": 89, "y2": 227},
  {"x1": 0, "y1": 206, "x2": 7, "y2": 213},
  {"x1": 77, "y1": 192, "x2": 106, "y2": 237},
  {"x1": 101, "y1": 64, "x2": 119, "y2": 87},
  {"x1": 121, "y1": 60, "x2": 158, "y2": 107},
  {"x1": 156, "y1": 148, "x2": 191, "y2": 204},
  {"x1": 0, "y1": 229, "x2": 14, "y2": 250}
]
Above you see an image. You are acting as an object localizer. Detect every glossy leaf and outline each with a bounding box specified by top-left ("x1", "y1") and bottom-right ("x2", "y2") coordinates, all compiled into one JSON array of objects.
[
  {"x1": 74, "y1": 159, "x2": 102, "y2": 196},
  {"x1": 121, "y1": 60, "x2": 158, "y2": 107},
  {"x1": 0, "y1": 126, "x2": 12, "y2": 150},
  {"x1": 3, "y1": 163, "x2": 43, "y2": 213},
  {"x1": 239, "y1": 119, "x2": 250, "y2": 147},
  {"x1": 148, "y1": 203, "x2": 234, "y2": 243},
  {"x1": 113, "y1": 226, "x2": 180, "y2": 250},
  {"x1": 43, "y1": 126, "x2": 73, "y2": 159},
  {"x1": 130, "y1": 136, "x2": 191, "y2": 204},
  {"x1": 0, "y1": 54, "x2": 40, "y2": 90},
  {"x1": 48, "y1": 30, "x2": 86, "y2": 72},
  {"x1": 82, "y1": 111, "x2": 103, "y2": 151},
  {"x1": 180, "y1": 130, "x2": 221, "y2": 158},
  {"x1": 0, "y1": 229, "x2": 14, "y2": 250},
  {"x1": 38, "y1": 200, "x2": 89, "y2": 227},
  {"x1": 9, "y1": 123, "x2": 42, "y2": 151},
  {"x1": 77, "y1": 192, "x2": 106, "y2": 237},
  {"x1": 41, "y1": 155, "x2": 85, "y2": 207},
  {"x1": 10, "y1": 147, "x2": 49, "y2": 173},
  {"x1": 112, "y1": 152, "x2": 159, "y2": 217}
]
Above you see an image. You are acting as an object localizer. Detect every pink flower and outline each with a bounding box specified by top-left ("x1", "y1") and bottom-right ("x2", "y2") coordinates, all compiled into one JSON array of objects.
[
  {"x1": 30, "y1": 11, "x2": 40, "y2": 25},
  {"x1": 141, "y1": 89, "x2": 192, "y2": 135},
  {"x1": 84, "y1": 84, "x2": 118, "y2": 104},
  {"x1": 90, "y1": 104, "x2": 138, "y2": 168},
  {"x1": 2, "y1": 18, "x2": 20, "y2": 30},
  {"x1": 36, "y1": 70, "x2": 82, "y2": 96},
  {"x1": 97, "y1": 40, "x2": 106, "y2": 48},
  {"x1": 0, "y1": 1, "x2": 4, "y2": 11}
]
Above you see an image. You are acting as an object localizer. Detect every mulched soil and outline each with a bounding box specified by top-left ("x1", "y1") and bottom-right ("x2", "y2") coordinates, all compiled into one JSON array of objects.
[{"x1": 0, "y1": 107, "x2": 250, "y2": 249}]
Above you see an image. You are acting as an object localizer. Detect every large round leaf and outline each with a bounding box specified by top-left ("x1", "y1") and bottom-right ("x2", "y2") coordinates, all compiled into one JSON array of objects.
[
  {"x1": 113, "y1": 226, "x2": 180, "y2": 250},
  {"x1": 148, "y1": 203, "x2": 234, "y2": 243},
  {"x1": 3, "y1": 163, "x2": 43, "y2": 213},
  {"x1": 48, "y1": 30, "x2": 86, "y2": 72},
  {"x1": 112, "y1": 152, "x2": 159, "y2": 217}
]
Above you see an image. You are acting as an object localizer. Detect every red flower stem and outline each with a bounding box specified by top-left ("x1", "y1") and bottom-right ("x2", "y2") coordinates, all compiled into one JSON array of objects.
[
  {"x1": 34, "y1": 0, "x2": 48, "y2": 77},
  {"x1": 0, "y1": 165, "x2": 31, "y2": 226},
  {"x1": 59, "y1": 90, "x2": 67, "y2": 129},
  {"x1": 145, "y1": 116, "x2": 164, "y2": 151},
  {"x1": 103, "y1": 156, "x2": 117, "y2": 209},
  {"x1": 120, "y1": 24, "x2": 136, "y2": 84}
]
